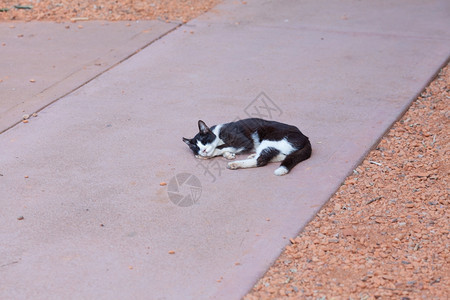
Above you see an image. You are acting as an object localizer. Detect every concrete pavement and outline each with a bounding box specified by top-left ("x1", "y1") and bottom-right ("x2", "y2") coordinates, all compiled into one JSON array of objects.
[
  {"x1": 0, "y1": 20, "x2": 178, "y2": 133},
  {"x1": 1, "y1": 0, "x2": 449, "y2": 299}
]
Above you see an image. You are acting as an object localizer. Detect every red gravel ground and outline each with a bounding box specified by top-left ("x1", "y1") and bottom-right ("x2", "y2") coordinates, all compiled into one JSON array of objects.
[
  {"x1": 1, "y1": 1, "x2": 448, "y2": 298},
  {"x1": 0, "y1": 0, "x2": 220, "y2": 23}
]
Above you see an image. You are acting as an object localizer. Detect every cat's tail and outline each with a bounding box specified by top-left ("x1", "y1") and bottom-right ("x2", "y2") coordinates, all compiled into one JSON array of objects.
[{"x1": 275, "y1": 139, "x2": 312, "y2": 176}]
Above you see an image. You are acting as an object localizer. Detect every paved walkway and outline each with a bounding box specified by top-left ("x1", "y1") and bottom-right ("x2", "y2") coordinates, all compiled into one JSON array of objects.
[
  {"x1": 1, "y1": 0, "x2": 449, "y2": 299},
  {"x1": 0, "y1": 20, "x2": 178, "y2": 133}
]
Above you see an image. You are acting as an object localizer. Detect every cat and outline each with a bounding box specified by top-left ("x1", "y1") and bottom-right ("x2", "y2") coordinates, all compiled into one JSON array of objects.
[{"x1": 182, "y1": 118, "x2": 311, "y2": 176}]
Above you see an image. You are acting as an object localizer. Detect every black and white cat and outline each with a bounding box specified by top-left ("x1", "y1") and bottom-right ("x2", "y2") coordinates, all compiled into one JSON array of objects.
[{"x1": 182, "y1": 118, "x2": 311, "y2": 176}]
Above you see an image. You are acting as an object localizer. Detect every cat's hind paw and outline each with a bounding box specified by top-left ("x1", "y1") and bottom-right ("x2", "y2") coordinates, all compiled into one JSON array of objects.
[
  {"x1": 227, "y1": 162, "x2": 239, "y2": 170},
  {"x1": 247, "y1": 153, "x2": 257, "y2": 159},
  {"x1": 223, "y1": 152, "x2": 236, "y2": 160}
]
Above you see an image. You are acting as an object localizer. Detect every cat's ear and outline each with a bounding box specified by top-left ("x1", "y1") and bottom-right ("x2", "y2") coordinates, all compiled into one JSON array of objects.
[
  {"x1": 182, "y1": 137, "x2": 192, "y2": 145},
  {"x1": 198, "y1": 120, "x2": 211, "y2": 134}
]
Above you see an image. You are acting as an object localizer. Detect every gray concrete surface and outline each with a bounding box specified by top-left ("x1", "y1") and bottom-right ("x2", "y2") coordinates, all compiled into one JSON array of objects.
[
  {"x1": 0, "y1": 20, "x2": 178, "y2": 133},
  {"x1": 1, "y1": 0, "x2": 449, "y2": 299}
]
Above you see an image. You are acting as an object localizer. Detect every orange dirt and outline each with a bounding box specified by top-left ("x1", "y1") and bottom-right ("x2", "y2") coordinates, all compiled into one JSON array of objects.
[{"x1": 0, "y1": 0, "x2": 220, "y2": 23}]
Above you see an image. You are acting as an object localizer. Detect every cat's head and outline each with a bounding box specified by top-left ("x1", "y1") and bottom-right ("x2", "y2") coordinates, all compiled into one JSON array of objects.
[{"x1": 183, "y1": 120, "x2": 217, "y2": 157}]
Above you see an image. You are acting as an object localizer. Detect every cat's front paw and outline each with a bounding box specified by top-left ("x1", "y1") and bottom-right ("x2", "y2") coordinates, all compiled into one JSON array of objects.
[
  {"x1": 223, "y1": 152, "x2": 236, "y2": 160},
  {"x1": 227, "y1": 162, "x2": 239, "y2": 170},
  {"x1": 195, "y1": 155, "x2": 212, "y2": 160}
]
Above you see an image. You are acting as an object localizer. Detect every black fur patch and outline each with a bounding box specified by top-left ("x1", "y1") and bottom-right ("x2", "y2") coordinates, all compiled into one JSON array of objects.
[{"x1": 257, "y1": 147, "x2": 280, "y2": 167}]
